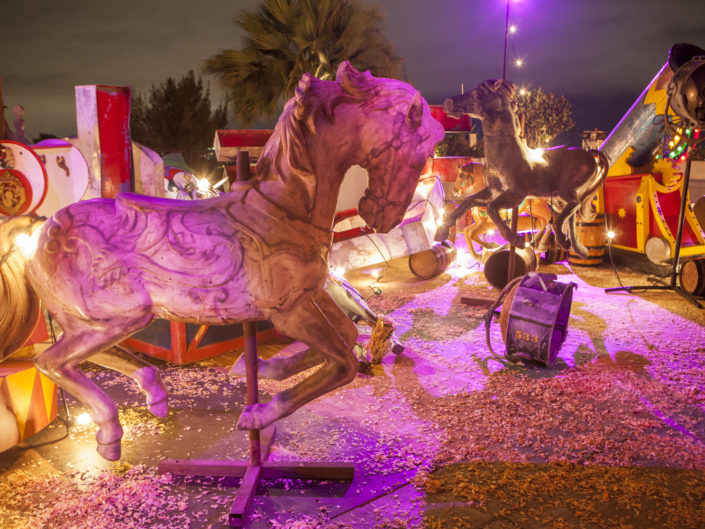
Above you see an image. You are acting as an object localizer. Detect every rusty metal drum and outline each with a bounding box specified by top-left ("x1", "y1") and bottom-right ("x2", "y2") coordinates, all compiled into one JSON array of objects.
[{"x1": 498, "y1": 273, "x2": 577, "y2": 367}]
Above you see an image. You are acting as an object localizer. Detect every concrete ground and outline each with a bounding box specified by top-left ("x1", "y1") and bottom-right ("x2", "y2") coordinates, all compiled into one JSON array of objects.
[{"x1": 1, "y1": 238, "x2": 705, "y2": 529}]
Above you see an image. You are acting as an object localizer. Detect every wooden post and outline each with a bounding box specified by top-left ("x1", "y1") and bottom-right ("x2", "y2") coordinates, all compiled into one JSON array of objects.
[
  {"x1": 237, "y1": 151, "x2": 252, "y2": 181},
  {"x1": 0, "y1": 76, "x2": 6, "y2": 141},
  {"x1": 243, "y1": 321, "x2": 260, "y2": 466},
  {"x1": 507, "y1": 208, "x2": 519, "y2": 284}
]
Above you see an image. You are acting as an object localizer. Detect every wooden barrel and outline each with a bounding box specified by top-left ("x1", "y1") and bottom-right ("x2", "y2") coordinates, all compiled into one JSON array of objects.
[
  {"x1": 569, "y1": 213, "x2": 606, "y2": 266},
  {"x1": 679, "y1": 258, "x2": 705, "y2": 296},
  {"x1": 483, "y1": 246, "x2": 537, "y2": 289},
  {"x1": 409, "y1": 241, "x2": 456, "y2": 279}
]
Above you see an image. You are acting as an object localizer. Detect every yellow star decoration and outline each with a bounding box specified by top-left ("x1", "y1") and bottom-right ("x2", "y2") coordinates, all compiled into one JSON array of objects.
[{"x1": 617, "y1": 207, "x2": 626, "y2": 219}]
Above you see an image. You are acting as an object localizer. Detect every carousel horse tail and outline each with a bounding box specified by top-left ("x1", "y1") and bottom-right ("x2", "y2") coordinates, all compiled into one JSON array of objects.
[
  {"x1": 578, "y1": 150, "x2": 610, "y2": 222},
  {"x1": 0, "y1": 216, "x2": 43, "y2": 360},
  {"x1": 570, "y1": 150, "x2": 611, "y2": 257}
]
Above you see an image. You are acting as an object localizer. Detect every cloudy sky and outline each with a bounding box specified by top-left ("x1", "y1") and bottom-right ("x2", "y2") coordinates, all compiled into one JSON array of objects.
[{"x1": 1, "y1": 0, "x2": 704, "y2": 141}]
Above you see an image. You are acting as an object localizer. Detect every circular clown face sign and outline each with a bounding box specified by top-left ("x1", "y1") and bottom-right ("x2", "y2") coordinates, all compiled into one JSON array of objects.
[
  {"x1": 0, "y1": 167, "x2": 33, "y2": 216},
  {"x1": 0, "y1": 141, "x2": 48, "y2": 216}
]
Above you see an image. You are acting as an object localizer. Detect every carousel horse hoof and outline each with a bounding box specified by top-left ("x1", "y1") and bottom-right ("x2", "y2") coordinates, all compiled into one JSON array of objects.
[
  {"x1": 391, "y1": 342, "x2": 404, "y2": 355},
  {"x1": 237, "y1": 402, "x2": 278, "y2": 431},
  {"x1": 148, "y1": 397, "x2": 169, "y2": 418},
  {"x1": 96, "y1": 439, "x2": 122, "y2": 461},
  {"x1": 134, "y1": 366, "x2": 169, "y2": 417},
  {"x1": 96, "y1": 425, "x2": 123, "y2": 461}
]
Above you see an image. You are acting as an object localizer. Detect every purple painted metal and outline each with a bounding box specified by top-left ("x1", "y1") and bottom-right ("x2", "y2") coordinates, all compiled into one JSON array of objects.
[{"x1": 503, "y1": 274, "x2": 577, "y2": 367}]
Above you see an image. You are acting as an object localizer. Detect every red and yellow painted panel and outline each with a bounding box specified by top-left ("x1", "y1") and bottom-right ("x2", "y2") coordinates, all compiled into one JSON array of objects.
[
  {"x1": 0, "y1": 360, "x2": 58, "y2": 442},
  {"x1": 604, "y1": 171, "x2": 705, "y2": 256}
]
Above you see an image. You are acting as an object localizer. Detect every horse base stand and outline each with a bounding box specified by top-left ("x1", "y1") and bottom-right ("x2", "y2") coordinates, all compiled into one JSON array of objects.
[{"x1": 158, "y1": 321, "x2": 355, "y2": 527}]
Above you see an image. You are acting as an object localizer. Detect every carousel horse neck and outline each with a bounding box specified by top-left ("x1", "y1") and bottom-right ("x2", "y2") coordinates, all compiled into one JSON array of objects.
[
  {"x1": 482, "y1": 114, "x2": 529, "y2": 172},
  {"x1": 251, "y1": 66, "x2": 441, "y2": 234}
]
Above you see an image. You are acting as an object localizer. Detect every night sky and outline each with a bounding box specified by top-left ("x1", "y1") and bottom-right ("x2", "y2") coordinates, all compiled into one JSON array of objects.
[{"x1": 1, "y1": 0, "x2": 704, "y2": 143}]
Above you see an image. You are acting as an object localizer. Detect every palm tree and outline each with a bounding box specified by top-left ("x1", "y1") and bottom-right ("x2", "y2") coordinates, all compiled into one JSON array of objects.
[{"x1": 204, "y1": 0, "x2": 405, "y2": 126}]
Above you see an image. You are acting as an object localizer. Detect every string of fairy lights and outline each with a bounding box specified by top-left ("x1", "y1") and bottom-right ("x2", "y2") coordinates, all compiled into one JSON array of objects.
[{"x1": 656, "y1": 124, "x2": 703, "y2": 164}]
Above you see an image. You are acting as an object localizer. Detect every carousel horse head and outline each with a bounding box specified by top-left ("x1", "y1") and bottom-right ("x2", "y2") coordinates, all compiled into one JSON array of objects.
[
  {"x1": 333, "y1": 61, "x2": 444, "y2": 232},
  {"x1": 443, "y1": 79, "x2": 517, "y2": 122}
]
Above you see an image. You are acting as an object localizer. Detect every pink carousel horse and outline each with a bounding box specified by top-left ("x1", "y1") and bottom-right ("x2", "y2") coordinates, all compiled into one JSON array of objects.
[{"x1": 0, "y1": 61, "x2": 443, "y2": 461}]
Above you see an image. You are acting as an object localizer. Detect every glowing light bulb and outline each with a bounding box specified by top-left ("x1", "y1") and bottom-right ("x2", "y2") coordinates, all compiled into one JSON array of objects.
[
  {"x1": 514, "y1": 58, "x2": 523, "y2": 67},
  {"x1": 509, "y1": 25, "x2": 517, "y2": 34},
  {"x1": 669, "y1": 141, "x2": 675, "y2": 148},
  {"x1": 674, "y1": 135, "x2": 680, "y2": 142},
  {"x1": 519, "y1": 88, "x2": 527, "y2": 96},
  {"x1": 76, "y1": 412, "x2": 92, "y2": 426},
  {"x1": 196, "y1": 178, "x2": 211, "y2": 193},
  {"x1": 607, "y1": 231, "x2": 615, "y2": 240},
  {"x1": 14, "y1": 229, "x2": 40, "y2": 259}
]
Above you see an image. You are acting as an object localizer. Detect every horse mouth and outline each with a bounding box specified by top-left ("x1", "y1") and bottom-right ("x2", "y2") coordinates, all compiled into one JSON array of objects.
[{"x1": 443, "y1": 98, "x2": 464, "y2": 119}]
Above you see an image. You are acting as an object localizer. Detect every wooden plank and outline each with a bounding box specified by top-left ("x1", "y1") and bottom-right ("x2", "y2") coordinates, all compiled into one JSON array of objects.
[
  {"x1": 260, "y1": 461, "x2": 354, "y2": 481},
  {"x1": 229, "y1": 465, "x2": 262, "y2": 527},
  {"x1": 158, "y1": 459, "x2": 249, "y2": 478}
]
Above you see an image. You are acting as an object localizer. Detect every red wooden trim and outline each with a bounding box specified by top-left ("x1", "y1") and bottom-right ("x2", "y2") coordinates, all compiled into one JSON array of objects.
[
  {"x1": 122, "y1": 337, "x2": 173, "y2": 362},
  {"x1": 333, "y1": 226, "x2": 373, "y2": 243},
  {"x1": 171, "y1": 321, "x2": 187, "y2": 359},
  {"x1": 124, "y1": 324, "x2": 279, "y2": 365},
  {"x1": 334, "y1": 208, "x2": 359, "y2": 223},
  {"x1": 187, "y1": 325, "x2": 209, "y2": 352}
]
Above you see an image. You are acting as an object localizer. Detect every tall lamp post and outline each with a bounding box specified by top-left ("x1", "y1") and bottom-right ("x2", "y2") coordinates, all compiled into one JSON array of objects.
[
  {"x1": 503, "y1": 0, "x2": 520, "y2": 283},
  {"x1": 502, "y1": 0, "x2": 511, "y2": 80}
]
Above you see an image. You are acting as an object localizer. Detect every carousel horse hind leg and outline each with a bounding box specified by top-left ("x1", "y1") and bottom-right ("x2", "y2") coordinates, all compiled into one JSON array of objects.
[
  {"x1": 552, "y1": 201, "x2": 583, "y2": 254},
  {"x1": 34, "y1": 313, "x2": 153, "y2": 461},
  {"x1": 89, "y1": 347, "x2": 168, "y2": 417},
  {"x1": 236, "y1": 289, "x2": 359, "y2": 431},
  {"x1": 230, "y1": 275, "x2": 403, "y2": 381}
]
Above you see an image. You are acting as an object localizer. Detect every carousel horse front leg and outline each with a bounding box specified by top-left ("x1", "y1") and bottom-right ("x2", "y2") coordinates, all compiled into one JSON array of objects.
[
  {"x1": 237, "y1": 289, "x2": 359, "y2": 430},
  {"x1": 436, "y1": 186, "x2": 494, "y2": 242},
  {"x1": 485, "y1": 192, "x2": 526, "y2": 248}
]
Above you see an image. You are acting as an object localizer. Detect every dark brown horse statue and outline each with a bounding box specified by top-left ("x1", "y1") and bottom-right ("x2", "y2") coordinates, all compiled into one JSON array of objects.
[{"x1": 436, "y1": 79, "x2": 609, "y2": 256}]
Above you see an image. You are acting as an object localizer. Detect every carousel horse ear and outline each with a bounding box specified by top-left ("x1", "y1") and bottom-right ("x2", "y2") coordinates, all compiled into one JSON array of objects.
[
  {"x1": 406, "y1": 91, "x2": 423, "y2": 129},
  {"x1": 336, "y1": 60, "x2": 356, "y2": 84},
  {"x1": 294, "y1": 73, "x2": 313, "y2": 118},
  {"x1": 336, "y1": 60, "x2": 373, "y2": 95},
  {"x1": 492, "y1": 79, "x2": 504, "y2": 91}
]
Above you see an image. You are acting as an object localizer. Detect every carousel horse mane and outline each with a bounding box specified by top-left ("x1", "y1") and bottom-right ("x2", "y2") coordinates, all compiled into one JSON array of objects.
[{"x1": 256, "y1": 62, "x2": 420, "y2": 192}]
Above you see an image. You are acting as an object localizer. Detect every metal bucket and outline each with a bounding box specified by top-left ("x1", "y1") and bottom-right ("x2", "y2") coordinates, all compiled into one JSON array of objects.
[
  {"x1": 409, "y1": 241, "x2": 456, "y2": 279},
  {"x1": 491, "y1": 273, "x2": 577, "y2": 367},
  {"x1": 483, "y1": 245, "x2": 537, "y2": 289}
]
